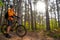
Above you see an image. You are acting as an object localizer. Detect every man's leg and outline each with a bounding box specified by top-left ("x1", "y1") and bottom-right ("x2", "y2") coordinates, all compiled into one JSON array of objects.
[
  {"x1": 5, "y1": 20, "x2": 12, "y2": 38},
  {"x1": 6, "y1": 26, "x2": 11, "y2": 34}
]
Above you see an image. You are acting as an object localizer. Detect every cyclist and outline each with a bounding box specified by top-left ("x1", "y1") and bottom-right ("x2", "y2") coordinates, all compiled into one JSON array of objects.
[{"x1": 4, "y1": 5, "x2": 16, "y2": 38}]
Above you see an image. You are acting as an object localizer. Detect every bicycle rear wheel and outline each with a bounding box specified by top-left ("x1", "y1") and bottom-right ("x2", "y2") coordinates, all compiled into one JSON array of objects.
[
  {"x1": 1, "y1": 24, "x2": 7, "y2": 34},
  {"x1": 16, "y1": 25, "x2": 27, "y2": 37}
]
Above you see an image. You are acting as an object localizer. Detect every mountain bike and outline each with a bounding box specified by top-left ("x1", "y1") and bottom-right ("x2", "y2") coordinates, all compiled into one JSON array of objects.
[{"x1": 1, "y1": 16, "x2": 27, "y2": 37}]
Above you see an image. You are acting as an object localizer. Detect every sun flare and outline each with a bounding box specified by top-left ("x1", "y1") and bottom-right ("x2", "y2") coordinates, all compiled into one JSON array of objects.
[{"x1": 36, "y1": 1, "x2": 46, "y2": 13}]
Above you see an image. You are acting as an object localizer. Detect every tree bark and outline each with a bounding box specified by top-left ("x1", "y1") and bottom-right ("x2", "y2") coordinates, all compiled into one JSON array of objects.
[
  {"x1": 45, "y1": 0, "x2": 50, "y2": 31},
  {"x1": 17, "y1": 0, "x2": 22, "y2": 25},
  {"x1": 56, "y1": 0, "x2": 60, "y2": 27},
  {"x1": 28, "y1": 0, "x2": 34, "y2": 30}
]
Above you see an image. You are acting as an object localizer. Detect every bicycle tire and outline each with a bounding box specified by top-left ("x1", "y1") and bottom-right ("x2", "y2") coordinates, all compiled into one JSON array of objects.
[
  {"x1": 1, "y1": 24, "x2": 7, "y2": 34},
  {"x1": 16, "y1": 25, "x2": 27, "y2": 37}
]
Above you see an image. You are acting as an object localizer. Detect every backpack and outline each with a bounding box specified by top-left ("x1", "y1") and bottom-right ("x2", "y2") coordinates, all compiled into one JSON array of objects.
[{"x1": 5, "y1": 11, "x2": 8, "y2": 19}]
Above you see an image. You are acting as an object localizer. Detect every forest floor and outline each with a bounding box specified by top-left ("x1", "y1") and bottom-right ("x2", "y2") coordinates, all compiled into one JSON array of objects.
[{"x1": 0, "y1": 30, "x2": 60, "y2": 40}]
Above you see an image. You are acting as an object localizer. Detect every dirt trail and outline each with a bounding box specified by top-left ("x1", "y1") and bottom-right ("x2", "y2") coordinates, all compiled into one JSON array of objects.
[{"x1": 0, "y1": 31, "x2": 59, "y2": 40}]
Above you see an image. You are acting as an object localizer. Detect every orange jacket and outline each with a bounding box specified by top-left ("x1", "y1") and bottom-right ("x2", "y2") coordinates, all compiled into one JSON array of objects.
[{"x1": 8, "y1": 8, "x2": 15, "y2": 20}]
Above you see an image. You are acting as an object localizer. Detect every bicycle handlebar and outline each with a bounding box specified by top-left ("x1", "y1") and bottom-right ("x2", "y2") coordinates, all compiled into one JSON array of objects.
[
  {"x1": 15, "y1": 16, "x2": 20, "y2": 19},
  {"x1": 10, "y1": 16, "x2": 20, "y2": 19}
]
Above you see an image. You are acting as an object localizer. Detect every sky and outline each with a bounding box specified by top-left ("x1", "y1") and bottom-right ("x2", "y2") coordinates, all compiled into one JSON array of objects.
[
  {"x1": 36, "y1": 1, "x2": 46, "y2": 13},
  {"x1": 32, "y1": 0, "x2": 46, "y2": 15}
]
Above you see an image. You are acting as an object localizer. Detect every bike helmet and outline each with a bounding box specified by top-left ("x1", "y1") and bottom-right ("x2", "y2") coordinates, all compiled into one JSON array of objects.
[{"x1": 10, "y1": 5, "x2": 14, "y2": 8}]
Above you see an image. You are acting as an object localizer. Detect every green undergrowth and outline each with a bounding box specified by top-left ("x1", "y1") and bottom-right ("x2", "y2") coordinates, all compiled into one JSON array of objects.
[{"x1": 46, "y1": 28, "x2": 60, "y2": 38}]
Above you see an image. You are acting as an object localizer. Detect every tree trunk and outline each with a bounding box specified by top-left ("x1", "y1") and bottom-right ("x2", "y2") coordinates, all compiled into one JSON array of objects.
[
  {"x1": 28, "y1": 0, "x2": 34, "y2": 30},
  {"x1": 33, "y1": 1, "x2": 37, "y2": 30},
  {"x1": 56, "y1": 0, "x2": 60, "y2": 27},
  {"x1": 17, "y1": 0, "x2": 22, "y2": 25},
  {"x1": 53, "y1": 0, "x2": 57, "y2": 28},
  {"x1": 45, "y1": 0, "x2": 50, "y2": 31},
  {"x1": 0, "y1": 7, "x2": 3, "y2": 25}
]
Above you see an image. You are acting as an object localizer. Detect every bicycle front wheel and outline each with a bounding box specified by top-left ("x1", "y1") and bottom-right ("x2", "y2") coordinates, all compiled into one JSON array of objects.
[
  {"x1": 1, "y1": 24, "x2": 7, "y2": 34},
  {"x1": 16, "y1": 25, "x2": 27, "y2": 37}
]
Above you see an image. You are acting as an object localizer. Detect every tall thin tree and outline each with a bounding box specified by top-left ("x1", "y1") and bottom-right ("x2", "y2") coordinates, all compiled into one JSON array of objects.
[
  {"x1": 28, "y1": 0, "x2": 34, "y2": 30},
  {"x1": 45, "y1": 0, "x2": 50, "y2": 30},
  {"x1": 56, "y1": 0, "x2": 60, "y2": 27},
  {"x1": 17, "y1": 0, "x2": 22, "y2": 25}
]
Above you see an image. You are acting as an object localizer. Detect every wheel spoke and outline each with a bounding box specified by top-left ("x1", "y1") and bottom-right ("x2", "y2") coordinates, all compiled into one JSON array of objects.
[{"x1": 16, "y1": 25, "x2": 27, "y2": 37}]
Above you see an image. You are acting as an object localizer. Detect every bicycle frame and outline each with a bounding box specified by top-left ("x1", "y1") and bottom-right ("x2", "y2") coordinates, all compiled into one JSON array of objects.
[{"x1": 11, "y1": 20, "x2": 18, "y2": 31}]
